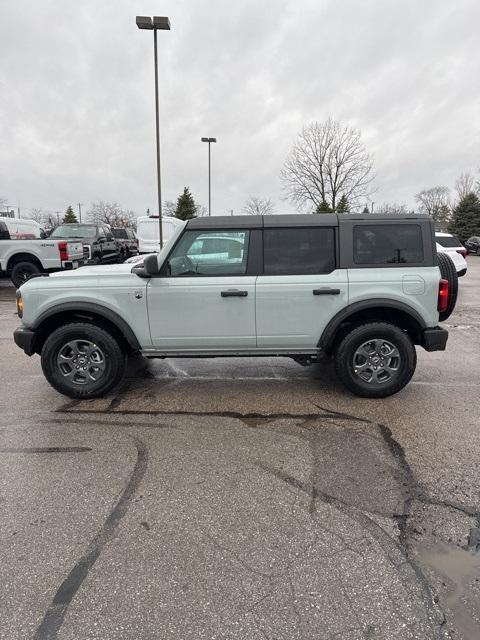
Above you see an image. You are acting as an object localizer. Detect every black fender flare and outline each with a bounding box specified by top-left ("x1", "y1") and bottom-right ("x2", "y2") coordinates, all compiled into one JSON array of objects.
[
  {"x1": 318, "y1": 299, "x2": 427, "y2": 351},
  {"x1": 32, "y1": 302, "x2": 141, "y2": 351}
]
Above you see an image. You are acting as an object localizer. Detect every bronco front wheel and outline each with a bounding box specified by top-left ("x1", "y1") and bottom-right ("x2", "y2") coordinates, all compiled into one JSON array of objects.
[{"x1": 41, "y1": 322, "x2": 126, "y2": 398}]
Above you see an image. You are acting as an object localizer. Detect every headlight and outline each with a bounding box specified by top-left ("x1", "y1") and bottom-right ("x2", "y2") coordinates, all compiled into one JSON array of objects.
[{"x1": 16, "y1": 291, "x2": 24, "y2": 318}]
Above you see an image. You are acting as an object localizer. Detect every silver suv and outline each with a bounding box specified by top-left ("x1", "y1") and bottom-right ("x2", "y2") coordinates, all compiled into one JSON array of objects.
[{"x1": 13, "y1": 214, "x2": 456, "y2": 399}]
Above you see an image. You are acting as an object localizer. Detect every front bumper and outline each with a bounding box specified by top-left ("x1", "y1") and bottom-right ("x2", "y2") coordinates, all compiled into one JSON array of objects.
[
  {"x1": 13, "y1": 327, "x2": 36, "y2": 356},
  {"x1": 421, "y1": 326, "x2": 448, "y2": 352}
]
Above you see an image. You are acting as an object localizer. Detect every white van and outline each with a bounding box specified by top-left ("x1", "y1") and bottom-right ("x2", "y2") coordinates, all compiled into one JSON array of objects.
[
  {"x1": 136, "y1": 216, "x2": 185, "y2": 254},
  {"x1": 0, "y1": 217, "x2": 43, "y2": 239}
]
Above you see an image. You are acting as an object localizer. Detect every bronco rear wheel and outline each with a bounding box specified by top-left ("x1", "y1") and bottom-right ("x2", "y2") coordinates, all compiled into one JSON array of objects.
[
  {"x1": 41, "y1": 322, "x2": 126, "y2": 398},
  {"x1": 335, "y1": 322, "x2": 416, "y2": 398}
]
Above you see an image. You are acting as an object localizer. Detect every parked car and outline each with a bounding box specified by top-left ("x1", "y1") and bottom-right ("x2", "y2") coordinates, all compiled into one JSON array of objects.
[
  {"x1": 14, "y1": 213, "x2": 457, "y2": 399},
  {"x1": 435, "y1": 232, "x2": 467, "y2": 257},
  {"x1": 111, "y1": 227, "x2": 138, "y2": 261},
  {"x1": 0, "y1": 219, "x2": 84, "y2": 287},
  {"x1": 50, "y1": 224, "x2": 119, "y2": 264},
  {"x1": 435, "y1": 240, "x2": 467, "y2": 277},
  {"x1": 136, "y1": 216, "x2": 185, "y2": 254},
  {"x1": 464, "y1": 236, "x2": 480, "y2": 255}
]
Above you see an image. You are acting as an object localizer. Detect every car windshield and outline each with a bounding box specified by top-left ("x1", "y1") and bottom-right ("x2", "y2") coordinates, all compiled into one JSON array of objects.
[
  {"x1": 51, "y1": 225, "x2": 96, "y2": 238},
  {"x1": 436, "y1": 235, "x2": 462, "y2": 248}
]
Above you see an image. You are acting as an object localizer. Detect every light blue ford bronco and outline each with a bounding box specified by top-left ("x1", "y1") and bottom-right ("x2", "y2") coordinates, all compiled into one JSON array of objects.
[{"x1": 13, "y1": 214, "x2": 456, "y2": 399}]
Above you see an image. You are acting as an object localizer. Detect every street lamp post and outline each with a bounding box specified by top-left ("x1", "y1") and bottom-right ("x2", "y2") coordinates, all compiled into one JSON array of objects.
[
  {"x1": 201, "y1": 137, "x2": 216, "y2": 216},
  {"x1": 136, "y1": 15, "x2": 171, "y2": 249}
]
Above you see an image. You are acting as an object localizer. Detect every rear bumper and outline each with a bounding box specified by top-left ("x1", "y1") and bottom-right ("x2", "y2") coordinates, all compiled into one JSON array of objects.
[
  {"x1": 13, "y1": 327, "x2": 36, "y2": 356},
  {"x1": 421, "y1": 326, "x2": 448, "y2": 352}
]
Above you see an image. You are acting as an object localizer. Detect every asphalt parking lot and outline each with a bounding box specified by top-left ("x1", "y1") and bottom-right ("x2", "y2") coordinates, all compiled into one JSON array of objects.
[{"x1": 1, "y1": 260, "x2": 479, "y2": 640}]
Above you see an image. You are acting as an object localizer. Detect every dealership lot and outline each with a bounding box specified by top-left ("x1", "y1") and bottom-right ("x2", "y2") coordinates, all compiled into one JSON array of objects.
[{"x1": 1, "y1": 261, "x2": 479, "y2": 639}]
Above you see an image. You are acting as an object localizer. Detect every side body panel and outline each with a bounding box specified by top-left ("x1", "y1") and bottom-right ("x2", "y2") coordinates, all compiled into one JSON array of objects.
[
  {"x1": 20, "y1": 268, "x2": 151, "y2": 347},
  {"x1": 255, "y1": 270, "x2": 349, "y2": 348},
  {"x1": 347, "y1": 266, "x2": 440, "y2": 327},
  {"x1": 146, "y1": 276, "x2": 257, "y2": 349}
]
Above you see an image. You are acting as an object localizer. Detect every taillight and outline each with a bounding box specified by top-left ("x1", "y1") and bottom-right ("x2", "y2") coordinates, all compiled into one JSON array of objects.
[
  {"x1": 438, "y1": 278, "x2": 449, "y2": 313},
  {"x1": 58, "y1": 241, "x2": 68, "y2": 261},
  {"x1": 457, "y1": 249, "x2": 467, "y2": 258}
]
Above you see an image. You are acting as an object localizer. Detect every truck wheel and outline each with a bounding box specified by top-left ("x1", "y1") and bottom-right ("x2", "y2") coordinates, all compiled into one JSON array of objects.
[
  {"x1": 11, "y1": 261, "x2": 41, "y2": 287},
  {"x1": 335, "y1": 322, "x2": 417, "y2": 398},
  {"x1": 41, "y1": 322, "x2": 126, "y2": 398},
  {"x1": 437, "y1": 253, "x2": 458, "y2": 322}
]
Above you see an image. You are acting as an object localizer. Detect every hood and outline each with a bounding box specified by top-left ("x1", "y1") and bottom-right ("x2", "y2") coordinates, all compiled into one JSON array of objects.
[{"x1": 49, "y1": 263, "x2": 135, "y2": 278}]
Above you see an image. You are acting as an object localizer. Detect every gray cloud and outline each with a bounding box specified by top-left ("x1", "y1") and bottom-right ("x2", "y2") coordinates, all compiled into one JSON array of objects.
[{"x1": 1, "y1": 0, "x2": 479, "y2": 218}]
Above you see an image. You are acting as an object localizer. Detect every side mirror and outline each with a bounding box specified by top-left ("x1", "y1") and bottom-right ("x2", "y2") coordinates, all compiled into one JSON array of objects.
[{"x1": 143, "y1": 253, "x2": 159, "y2": 276}]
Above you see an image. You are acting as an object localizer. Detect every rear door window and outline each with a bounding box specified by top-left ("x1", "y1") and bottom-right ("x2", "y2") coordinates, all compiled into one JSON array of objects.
[
  {"x1": 354, "y1": 225, "x2": 423, "y2": 264},
  {"x1": 263, "y1": 228, "x2": 335, "y2": 275}
]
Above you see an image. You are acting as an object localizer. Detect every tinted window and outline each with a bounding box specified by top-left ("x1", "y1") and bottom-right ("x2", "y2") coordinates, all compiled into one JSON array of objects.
[
  {"x1": 354, "y1": 225, "x2": 423, "y2": 264},
  {"x1": 436, "y1": 235, "x2": 462, "y2": 248},
  {"x1": 0, "y1": 222, "x2": 10, "y2": 240},
  {"x1": 112, "y1": 228, "x2": 128, "y2": 239},
  {"x1": 168, "y1": 230, "x2": 249, "y2": 276},
  {"x1": 263, "y1": 228, "x2": 335, "y2": 275}
]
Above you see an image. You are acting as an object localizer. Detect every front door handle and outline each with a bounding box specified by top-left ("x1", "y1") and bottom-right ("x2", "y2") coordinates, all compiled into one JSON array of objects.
[
  {"x1": 221, "y1": 290, "x2": 248, "y2": 298},
  {"x1": 313, "y1": 288, "x2": 341, "y2": 295}
]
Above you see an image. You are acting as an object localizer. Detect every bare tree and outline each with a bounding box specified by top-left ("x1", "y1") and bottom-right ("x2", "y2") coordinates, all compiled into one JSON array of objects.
[
  {"x1": 242, "y1": 196, "x2": 275, "y2": 215},
  {"x1": 281, "y1": 118, "x2": 375, "y2": 211},
  {"x1": 415, "y1": 186, "x2": 451, "y2": 224},
  {"x1": 455, "y1": 172, "x2": 477, "y2": 202},
  {"x1": 163, "y1": 200, "x2": 176, "y2": 217},
  {"x1": 0, "y1": 196, "x2": 8, "y2": 212},
  {"x1": 376, "y1": 203, "x2": 409, "y2": 215},
  {"x1": 87, "y1": 201, "x2": 136, "y2": 228},
  {"x1": 29, "y1": 208, "x2": 46, "y2": 224}
]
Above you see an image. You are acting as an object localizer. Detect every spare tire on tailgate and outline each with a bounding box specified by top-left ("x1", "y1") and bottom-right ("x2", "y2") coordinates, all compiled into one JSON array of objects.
[{"x1": 437, "y1": 252, "x2": 458, "y2": 322}]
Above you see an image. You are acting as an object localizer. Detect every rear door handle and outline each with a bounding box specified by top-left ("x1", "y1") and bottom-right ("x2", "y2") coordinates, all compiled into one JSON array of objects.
[
  {"x1": 221, "y1": 289, "x2": 248, "y2": 298},
  {"x1": 313, "y1": 288, "x2": 341, "y2": 295}
]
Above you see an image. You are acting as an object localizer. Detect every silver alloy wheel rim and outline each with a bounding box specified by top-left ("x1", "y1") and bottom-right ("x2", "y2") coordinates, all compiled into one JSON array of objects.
[
  {"x1": 57, "y1": 339, "x2": 106, "y2": 386},
  {"x1": 352, "y1": 339, "x2": 401, "y2": 385}
]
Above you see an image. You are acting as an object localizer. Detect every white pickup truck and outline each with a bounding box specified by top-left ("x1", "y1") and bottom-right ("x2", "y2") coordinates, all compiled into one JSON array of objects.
[{"x1": 0, "y1": 228, "x2": 85, "y2": 287}]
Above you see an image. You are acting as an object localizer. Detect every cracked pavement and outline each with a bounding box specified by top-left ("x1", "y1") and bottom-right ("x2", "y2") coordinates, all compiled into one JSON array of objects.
[{"x1": 0, "y1": 259, "x2": 479, "y2": 639}]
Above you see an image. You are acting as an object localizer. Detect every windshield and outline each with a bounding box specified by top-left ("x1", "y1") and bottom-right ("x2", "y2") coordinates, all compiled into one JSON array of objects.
[
  {"x1": 436, "y1": 235, "x2": 462, "y2": 248},
  {"x1": 51, "y1": 225, "x2": 97, "y2": 238}
]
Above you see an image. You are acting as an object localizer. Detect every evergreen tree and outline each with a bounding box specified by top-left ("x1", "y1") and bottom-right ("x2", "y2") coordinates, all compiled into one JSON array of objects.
[
  {"x1": 315, "y1": 200, "x2": 333, "y2": 214},
  {"x1": 63, "y1": 205, "x2": 78, "y2": 223},
  {"x1": 336, "y1": 195, "x2": 350, "y2": 213},
  {"x1": 448, "y1": 192, "x2": 480, "y2": 241},
  {"x1": 174, "y1": 187, "x2": 197, "y2": 220}
]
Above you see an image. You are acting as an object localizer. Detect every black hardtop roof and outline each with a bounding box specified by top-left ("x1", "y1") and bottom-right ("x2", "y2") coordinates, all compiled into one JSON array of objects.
[{"x1": 186, "y1": 213, "x2": 430, "y2": 229}]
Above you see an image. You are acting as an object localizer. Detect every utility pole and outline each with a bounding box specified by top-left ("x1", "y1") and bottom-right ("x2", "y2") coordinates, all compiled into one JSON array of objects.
[{"x1": 78, "y1": 203, "x2": 82, "y2": 223}]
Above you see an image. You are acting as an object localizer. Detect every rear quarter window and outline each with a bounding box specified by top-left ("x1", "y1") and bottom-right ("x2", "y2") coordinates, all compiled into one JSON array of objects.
[{"x1": 354, "y1": 224, "x2": 424, "y2": 265}]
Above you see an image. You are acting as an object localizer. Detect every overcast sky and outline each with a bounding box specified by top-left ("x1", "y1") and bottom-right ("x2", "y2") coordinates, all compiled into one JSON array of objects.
[{"x1": 1, "y1": 0, "x2": 479, "y2": 219}]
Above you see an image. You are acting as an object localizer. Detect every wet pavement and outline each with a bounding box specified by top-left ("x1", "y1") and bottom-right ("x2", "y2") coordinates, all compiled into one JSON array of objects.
[{"x1": 0, "y1": 260, "x2": 479, "y2": 639}]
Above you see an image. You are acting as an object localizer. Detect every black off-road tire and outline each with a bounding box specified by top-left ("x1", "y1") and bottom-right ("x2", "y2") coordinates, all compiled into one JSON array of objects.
[
  {"x1": 335, "y1": 322, "x2": 417, "y2": 398},
  {"x1": 41, "y1": 322, "x2": 126, "y2": 398},
  {"x1": 11, "y1": 261, "x2": 41, "y2": 288},
  {"x1": 437, "y1": 252, "x2": 458, "y2": 322}
]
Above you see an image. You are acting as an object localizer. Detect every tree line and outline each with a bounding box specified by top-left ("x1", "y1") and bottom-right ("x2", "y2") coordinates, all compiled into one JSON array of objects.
[{"x1": 3, "y1": 116, "x2": 479, "y2": 239}]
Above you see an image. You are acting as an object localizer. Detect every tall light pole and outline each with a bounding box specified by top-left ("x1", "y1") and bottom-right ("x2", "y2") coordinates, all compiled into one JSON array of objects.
[
  {"x1": 201, "y1": 137, "x2": 216, "y2": 216},
  {"x1": 78, "y1": 203, "x2": 82, "y2": 223},
  {"x1": 136, "y1": 15, "x2": 171, "y2": 249}
]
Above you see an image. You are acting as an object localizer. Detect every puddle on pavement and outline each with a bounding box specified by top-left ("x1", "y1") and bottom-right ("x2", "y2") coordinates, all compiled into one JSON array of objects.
[{"x1": 419, "y1": 542, "x2": 480, "y2": 639}]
